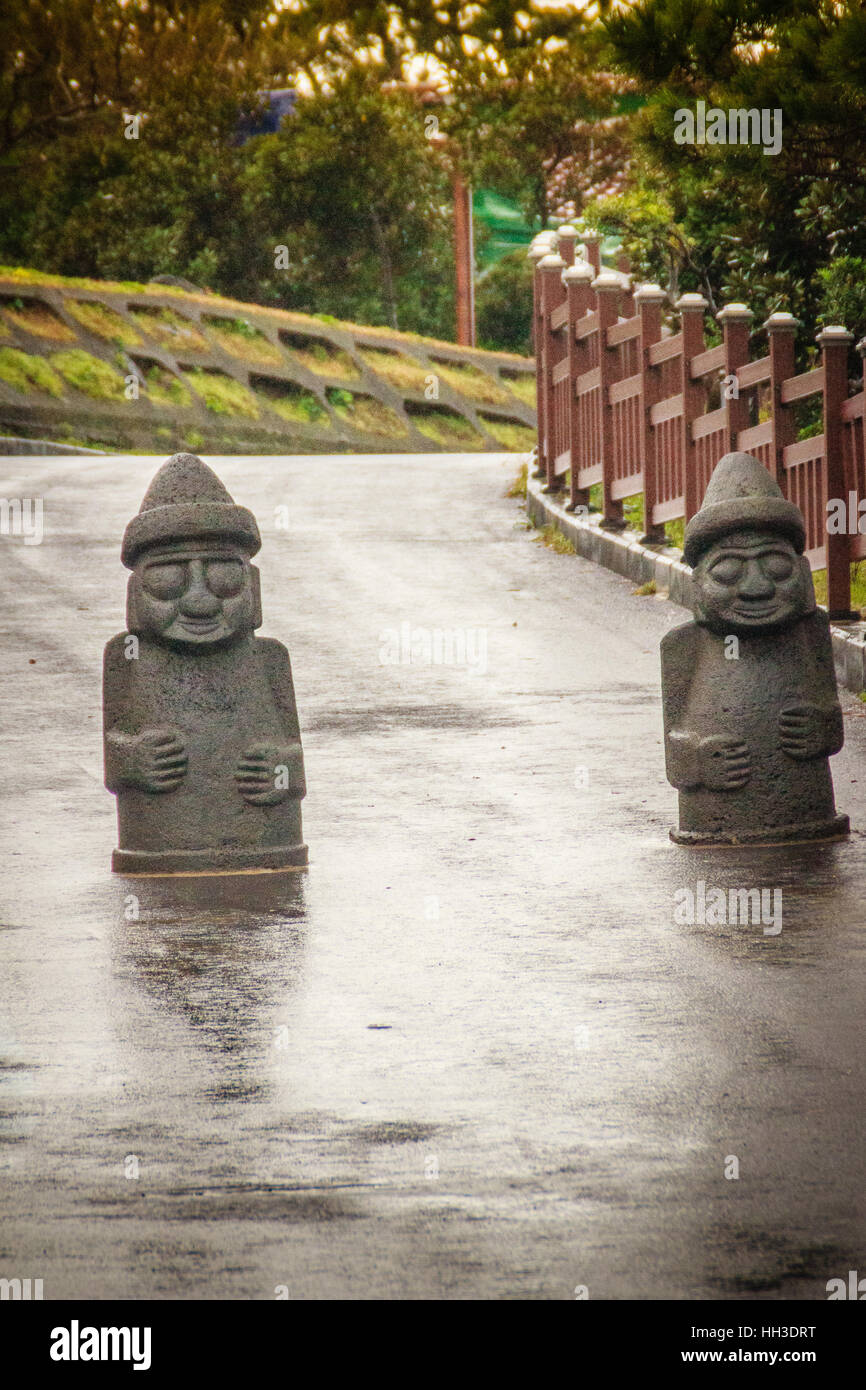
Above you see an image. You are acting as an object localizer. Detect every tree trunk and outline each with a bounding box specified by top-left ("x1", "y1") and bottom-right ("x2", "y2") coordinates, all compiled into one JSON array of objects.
[{"x1": 370, "y1": 208, "x2": 398, "y2": 331}]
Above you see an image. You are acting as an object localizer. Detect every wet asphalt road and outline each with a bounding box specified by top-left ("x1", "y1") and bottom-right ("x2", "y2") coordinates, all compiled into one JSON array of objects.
[{"x1": 1, "y1": 451, "x2": 866, "y2": 1301}]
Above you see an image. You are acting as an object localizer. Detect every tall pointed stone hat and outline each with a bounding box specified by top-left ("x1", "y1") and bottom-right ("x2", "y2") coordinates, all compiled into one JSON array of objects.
[
  {"x1": 683, "y1": 451, "x2": 805, "y2": 567},
  {"x1": 121, "y1": 453, "x2": 261, "y2": 567}
]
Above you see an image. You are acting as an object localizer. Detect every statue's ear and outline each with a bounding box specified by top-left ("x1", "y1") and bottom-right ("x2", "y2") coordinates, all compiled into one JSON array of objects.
[
  {"x1": 125, "y1": 575, "x2": 139, "y2": 633},
  {"x1": 690, "y1": 560, "x2": 710, "y2": 625},
  {"x1": 799, "y1": 554, "x2": 817, "y2": 613},
  {"x1": 250, "y1": 564, "x2": 263, "y2": 629}
]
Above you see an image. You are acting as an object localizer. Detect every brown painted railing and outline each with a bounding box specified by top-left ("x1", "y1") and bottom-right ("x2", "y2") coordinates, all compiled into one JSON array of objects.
[{"x1": 529, "y1": 226, "x2": 865, "y2": 618}]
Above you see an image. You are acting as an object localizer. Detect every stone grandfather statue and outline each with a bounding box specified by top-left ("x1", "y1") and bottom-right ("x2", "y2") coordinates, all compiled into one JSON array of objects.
[
  {"x1": 104, "y1": 453, "x2": 307, "y2": 874},
  {"x1": 661, "y1": 451, "x2": 848, "y2": 845}
]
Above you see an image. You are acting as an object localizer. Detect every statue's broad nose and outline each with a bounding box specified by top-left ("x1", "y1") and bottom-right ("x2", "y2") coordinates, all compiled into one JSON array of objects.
[
  {"x1": 738, "y1": 560, "x2": 775, "y2": 599},
  {"x1": 179, "y1": 561, "x2": 221, "y2": 617}
]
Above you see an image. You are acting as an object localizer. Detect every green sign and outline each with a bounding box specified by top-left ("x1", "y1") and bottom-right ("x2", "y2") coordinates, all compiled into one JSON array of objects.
[
  {"x1": 473, "y1": 189, "x2": 623, "y2": 271},
  {"x1": 473, "y1": 188, "x2": 540, "y2": 269}
]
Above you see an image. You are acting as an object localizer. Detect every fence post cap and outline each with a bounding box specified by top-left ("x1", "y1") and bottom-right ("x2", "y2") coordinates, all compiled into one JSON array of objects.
[
  {"x1": 633, "y1": 282, "x2": 667, "y2": 303},
  {"x1": 716, "y1": 302, "x2": 754, "y2": 322},
  {"x1": 562, "y1": 262, "x2": 595, "y2": 283},
  {"x1": 527, "y1": 242, "x2": 550, "y2": 261},
  {"x1": 763, "y1": 311, "x2": 800, "y2": 332},
  {"x1": 675, "y1": 292, "x2": 710, "y2": 311},
  {"x1": 556, "y1": 223, "x2": 578, "y2": 238},
  {"x1": 857, "y1": 337, "x2": 866, "y2": 358},
  {"x1": 816, "y1": 324, "x2": 854, "y2": 345},
  {"x1": 538, "y1": 252, "x2": 566, "y2": 270},
  {"x1": 591, "y1": 271, "x2": 622, "y2": 291},
  {"x1": 581, "y1": 229, "x2": 602, "y2": 241},
  {"x1": 533, "y1": 229, "x2": 558, "y2": 244}
]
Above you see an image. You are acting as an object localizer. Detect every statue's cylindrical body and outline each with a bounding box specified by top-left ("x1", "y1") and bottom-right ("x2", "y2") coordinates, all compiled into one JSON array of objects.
[
  {"x1": 662, "y1": 451, "x2": 848, "y2": 847},
  {"x1": 103, "y1": 453, "x2": 307, "y2": 875}
]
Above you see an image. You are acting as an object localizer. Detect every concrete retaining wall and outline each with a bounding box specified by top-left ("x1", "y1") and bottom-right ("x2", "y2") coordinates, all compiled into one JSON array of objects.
[{"x1": 0, "y1": 270, "x2": 536, "y2": 455}]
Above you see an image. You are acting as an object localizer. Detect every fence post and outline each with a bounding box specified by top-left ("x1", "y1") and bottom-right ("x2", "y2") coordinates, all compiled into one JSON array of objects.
[
  {"x1": 562, "y1": 260, "x2": 596, "y2": 515},
  {"x1": 527, "y1": 233, "x2": 554, "y2": 352},
  {"x1": 818, "y1": 325, "x2": 856, "y2": 619},
  {"x1": 676, "y1": 293, "x2": 709, "y2": 521},
  {"x1": 764, "y1": 311, "x2": 799, "y2": 489},
  {"x1": 716, "y1": 302, "x2": 753, "y2": 450},
  {"x1": 583, "y1": 232, "x2": 602, "y2": 277},
  {"x1": 634, "y1": 282, "x2": 668, "y2": 543},
  {"x1": 528, "y1": 235, "x2": 555, "y2": 477},
  {"x1": 618, "y1": 266, "x2": 635, "y2": 321},
  {"x1": 538, "y1": 251, "x2": 567, "y2": 491},
  {"x1": 557, "y1": 224, "x2": 577, "y2": 268},
  {"x1": 594, "y1": 270, "x2": 626, "y2": 529}
]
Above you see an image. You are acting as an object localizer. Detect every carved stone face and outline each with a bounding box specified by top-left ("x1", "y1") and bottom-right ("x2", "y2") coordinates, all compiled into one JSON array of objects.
[
  {"x1": 129, "y1": 540, "x2": 258, "y2": 646},
  {"x1": 692, "y1": 530, "x2": 814, "y2": 634}
]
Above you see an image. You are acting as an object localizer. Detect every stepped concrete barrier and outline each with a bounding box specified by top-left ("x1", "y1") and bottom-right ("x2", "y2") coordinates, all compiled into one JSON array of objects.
[{"x1": 0, "y1": 268, "x2": 536, "y2": 455}]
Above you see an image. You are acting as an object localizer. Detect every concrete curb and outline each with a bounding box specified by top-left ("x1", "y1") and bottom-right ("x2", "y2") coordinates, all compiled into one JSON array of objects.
[
  {"x1": 526, "y1": 472, "x2": 866, "y2": 697},
  {"x1": 0, "y1": 435, "x2": 107, "y2": 455}
]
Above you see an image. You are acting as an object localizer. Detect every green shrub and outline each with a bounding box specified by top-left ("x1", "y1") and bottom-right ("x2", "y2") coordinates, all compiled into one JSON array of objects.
[
  {"x1": 817, "y1": 257, "x2": 866, "y2": 342},
  {"x1": 184, "y1": 367, "x2": 258, "y2": 418},
  {"x1": 50, "y1": 349, "x2": 126, "y2": 399},
  {"x1": 0, "y1": 347, "x2": 64, "y2": 396},
  {"x1": 475, "y1": 250, "x2": 534, "y2": 356}
]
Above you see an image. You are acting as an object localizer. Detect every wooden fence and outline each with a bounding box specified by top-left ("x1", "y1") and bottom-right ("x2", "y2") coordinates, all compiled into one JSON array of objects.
[{"x1": 530, "y1": 226, "x2": 865, "y2": 618}]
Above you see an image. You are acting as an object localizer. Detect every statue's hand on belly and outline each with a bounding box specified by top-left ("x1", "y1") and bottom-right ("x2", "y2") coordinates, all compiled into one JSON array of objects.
[
  {"x1": 106, "y1": 727, "x2": 188, "y2": 794},
  {"x1": 234, "y1": 742, "x2": 306, "y2": 805},
  {"x1": 666, "y1": 729, "x2": 751, "y2": 791},
  {"x1": 697, "y1": 733, "x2": 751, "y2": 791},
  {"x1": 779, "y1": 703, "x2": 844, "y2": 761}
]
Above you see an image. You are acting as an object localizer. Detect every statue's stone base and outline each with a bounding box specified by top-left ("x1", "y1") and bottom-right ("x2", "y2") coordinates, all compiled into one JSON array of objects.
[
  {"x1": 670, "y1": 813, "x2": 849, "y2": 847},
  {"x1": 112, "y1": 841, "x2": 308, "y2": 876}
]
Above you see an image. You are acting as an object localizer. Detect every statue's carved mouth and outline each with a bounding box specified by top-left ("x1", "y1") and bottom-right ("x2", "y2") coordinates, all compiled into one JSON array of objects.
[
  {"x1": 178, "y1": 616, "x2": 222, "y2": 633},
  {"x1": 732, "y1": 602, "x2": 783, "y2": 618}
]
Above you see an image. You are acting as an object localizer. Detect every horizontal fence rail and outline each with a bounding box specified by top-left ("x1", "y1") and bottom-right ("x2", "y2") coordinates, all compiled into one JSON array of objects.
[{"x1": 529, "y1": 227, "x2": 866, "y2": 618}]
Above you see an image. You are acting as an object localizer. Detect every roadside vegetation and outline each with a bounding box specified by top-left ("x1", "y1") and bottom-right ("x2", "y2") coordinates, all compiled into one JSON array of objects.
[
  {"x1": 326, "y1": 387, "x2": 406, "y2": 438},
  {"x1": 183, "y1": 367, "x2": 258, "y2": 418},
  {"x1": 64, "y1": 301, "x2": 141, "y2": 348},
  {"x1": 533, "y1": 522, "x2": 575, "y2": 555},
  {"x1": 203, "y1": 316, "x2": 284, "y2": 367},
  {"x1": 50, "y1": 349, "x2": 126, "y2": 400},
  {"x1": 406, "y1": 404, "x2": 484, "y2": 449},
  {"x1": 0, "y1": 346, "x2": 64, "y2": 396}
]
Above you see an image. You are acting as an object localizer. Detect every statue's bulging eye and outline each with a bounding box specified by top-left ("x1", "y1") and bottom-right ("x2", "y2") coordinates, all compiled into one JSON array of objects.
[
  {"x1": 143, "y1": 563, "x2": 187, "y2": 599},
  {"x1": 708, "y1": 557, "x2": 743, "y2": 584},
  {"x1": 206, "y1": 560, "x2": 245, "y2": 597},
  {"x1": 761, "y1": 552, "x2": 794, "y2": 580}
]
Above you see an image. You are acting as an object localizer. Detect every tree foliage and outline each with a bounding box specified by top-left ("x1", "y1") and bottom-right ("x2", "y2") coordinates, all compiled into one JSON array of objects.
[
  {"x1": 0, "y1": 1, "x2": 634, "y2": 344},
  {"x1": 598, "y1": 0, "x2": 866, "y2": 334},
  {"x1": 0, "y1": 0, "x2": 273, "y2": 158},
  {"x1": 241, "y1": 74, "x2": 455, "y2": 333}
]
